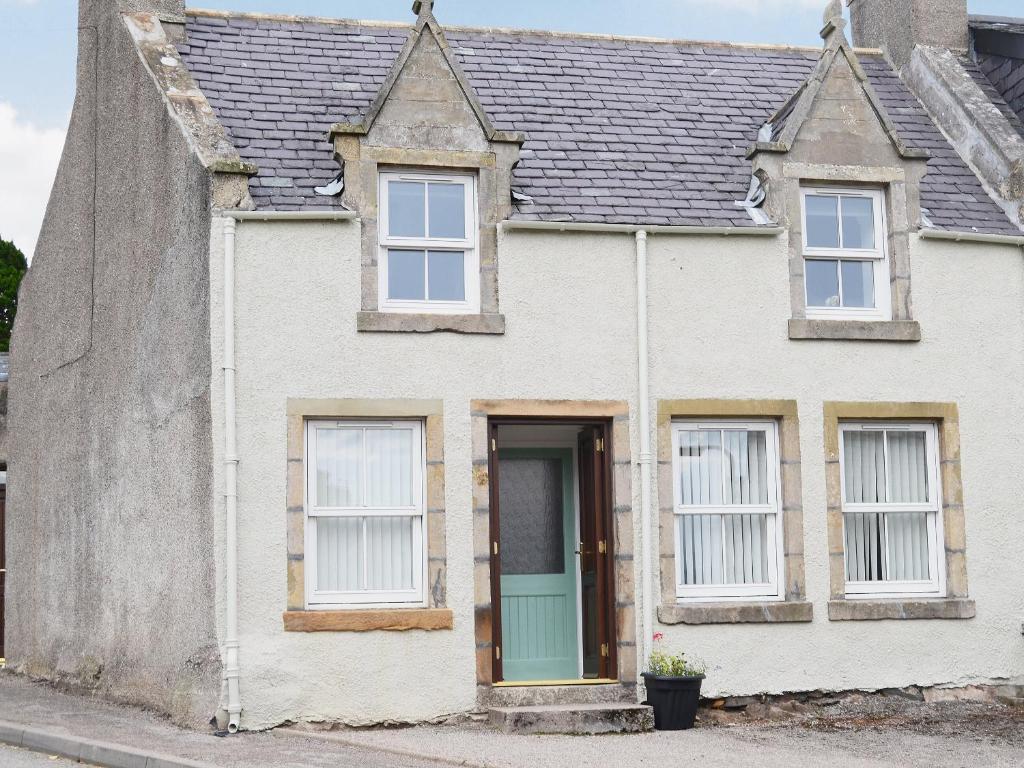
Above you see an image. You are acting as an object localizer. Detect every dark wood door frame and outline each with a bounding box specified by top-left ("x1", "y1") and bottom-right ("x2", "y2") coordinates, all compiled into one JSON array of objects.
[
  {"x1": 1, "y1": 476, "x2": 6, "y2": 661},
  {"x1": 487, "y1": 417, "x2": 617, "y2": 684}
]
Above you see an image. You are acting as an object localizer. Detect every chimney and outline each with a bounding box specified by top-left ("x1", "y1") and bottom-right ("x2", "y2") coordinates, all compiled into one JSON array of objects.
[
  {"x1": 848, "y1": 0, "x2": 969, "y2": 69},
  {"x1": 80, "y1": 0, "x2": 185, "y2": 26}
]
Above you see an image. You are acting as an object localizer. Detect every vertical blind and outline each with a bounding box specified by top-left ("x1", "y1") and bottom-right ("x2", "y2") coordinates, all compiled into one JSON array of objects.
[
  {"x1": 842, "y1": 427, "x2": 937, "y2": 588},
  {"x1": 674, "y1": 426, "x2": 779, "y2": 593},
  {"x1": 309, "y1": 422, "x2": 422, "y2": 603}
]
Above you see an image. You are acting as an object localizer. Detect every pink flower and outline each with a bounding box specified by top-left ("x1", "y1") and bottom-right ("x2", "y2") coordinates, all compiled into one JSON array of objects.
[{"x1": 653, "y1": 632, "x2": 664, "y2": 642}]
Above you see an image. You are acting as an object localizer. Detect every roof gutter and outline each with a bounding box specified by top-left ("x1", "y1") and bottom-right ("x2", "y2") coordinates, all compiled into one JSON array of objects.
[
  {"x1": 224, "y1": 210, "x2": 360, "y2": 222},
  {"x1": 919, "y1": 229, "x2": 1024, "y2": 247},
  {"x1": 498, "y1": 220, "x2": 784, "y2": 236}
]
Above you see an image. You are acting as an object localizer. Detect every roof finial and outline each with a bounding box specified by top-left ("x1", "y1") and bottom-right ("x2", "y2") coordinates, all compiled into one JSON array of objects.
[
  {"x1": 823, "y1": 0, "x2": 842, "y2": 25},
  {"x1": 412, "y1": 0, "x2": 434, "y2": 18},
  {"x1": 820, "y1": 0, "x2": 847, "y2": 44}
]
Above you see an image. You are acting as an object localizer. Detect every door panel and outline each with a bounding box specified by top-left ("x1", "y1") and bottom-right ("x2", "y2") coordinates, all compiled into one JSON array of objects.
[
  {"x1": 498, "y1": 449, "x2": 579, "y2": 681},
  {"x1": 1, "y1": 483, "x2": 6, "y2": 661},
  {"x1": 579, "y1": 427, "x2": 613, "y2": 679}
]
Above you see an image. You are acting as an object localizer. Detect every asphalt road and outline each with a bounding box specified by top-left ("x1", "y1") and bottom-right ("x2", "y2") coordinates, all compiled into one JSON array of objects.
[{"x1": 0, "y1": 743, "x2": 88, "y2": 766}]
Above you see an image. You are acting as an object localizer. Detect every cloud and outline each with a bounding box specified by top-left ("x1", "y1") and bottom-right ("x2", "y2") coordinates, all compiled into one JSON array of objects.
[{"x1": 0, "y1": 102, "x2": 66, "y2": 262}]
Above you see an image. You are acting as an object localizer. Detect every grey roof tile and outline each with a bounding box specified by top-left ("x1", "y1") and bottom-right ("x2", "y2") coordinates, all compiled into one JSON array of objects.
[
  {"x1": 969, "y1": 15, "x2": 1024, "y2": 140},
  {"x1": 177, "y1": 14, "x2": 1019, "y2": 233}
]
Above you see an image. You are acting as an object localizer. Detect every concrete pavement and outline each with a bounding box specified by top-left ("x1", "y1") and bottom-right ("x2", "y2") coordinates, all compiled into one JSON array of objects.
[
  {"x1": 2, "y1": 671, "x2": 1024, "y2": 768},
  {"x1": 0, "y1": 672, "x2": 442, "y2": 768},
  {"x1": 0, "y1": 743, "x2": 89, "y2": 767}
]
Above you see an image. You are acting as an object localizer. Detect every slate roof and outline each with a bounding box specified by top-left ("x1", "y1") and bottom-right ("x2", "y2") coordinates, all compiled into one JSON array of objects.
[
  {"x1": 970, "y1": 15, "x2": 1024, "y2": 137},
  {"x1": 177, "y1": 11, "x2": 1020, "y2": 234}
]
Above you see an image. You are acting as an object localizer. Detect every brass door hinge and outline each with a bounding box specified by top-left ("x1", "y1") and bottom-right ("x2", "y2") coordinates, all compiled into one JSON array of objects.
[
  {"x1": 601, "y1": 643, "x2": 609, "y2": 658},
  {"x1": 598, "y1": 540, "x2": 607, "y2": 554},
  {"x1": 495, "y1": 646, "x2": 501, "y2": 660},
  {"x1": 596, "y1": 437, "x2": 605, "y2": 453},
  {"x1": 493, "y1": 541, "x2": 499, "y2": 556},
  {"x1": 491, "y1": 438, "x2": 497, "y2": 452}
]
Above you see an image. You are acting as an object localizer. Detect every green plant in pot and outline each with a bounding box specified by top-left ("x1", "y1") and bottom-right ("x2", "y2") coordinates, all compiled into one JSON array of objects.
[{"x1": 641, "y1": 633, "x2": 706, "y2": 730}]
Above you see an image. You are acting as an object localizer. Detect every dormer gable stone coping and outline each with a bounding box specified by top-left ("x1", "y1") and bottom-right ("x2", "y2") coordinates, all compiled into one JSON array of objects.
[
  {"x1": 748, "y1": 4, "x2": 929, "y2": 162},
  {"x1": 328, "y1": 3, "x2": 524, "y2": 146}
]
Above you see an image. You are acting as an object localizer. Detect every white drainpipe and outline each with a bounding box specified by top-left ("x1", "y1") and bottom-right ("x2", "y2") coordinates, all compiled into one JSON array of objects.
[
  {"x1": 635, "y1": 230, "x2": 655, "y2": 679},
  {"x1": 217, "y1": 209, "x2": 356, "y2": 733},
  {"x1": 222, "y1": 216, "x2": 242, "y2": 733}
]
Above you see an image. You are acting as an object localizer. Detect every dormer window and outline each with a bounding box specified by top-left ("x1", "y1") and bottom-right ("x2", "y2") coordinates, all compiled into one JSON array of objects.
[
  {"x1": 378, "y1": 171, "x2": 479, "y2": 314},
  {"x1": 801, "y1": 188, "x2": 890, "y2": 321}
]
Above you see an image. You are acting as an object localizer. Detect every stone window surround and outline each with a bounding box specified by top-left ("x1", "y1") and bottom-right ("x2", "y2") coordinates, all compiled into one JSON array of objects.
[
  {"x1": 469, "y1": 400, "x2": 638, "y2": 695},
  {"x1": 282, "y1": 398, "x2": 452, "y2": 632},
  {"x1": 656, "y1": 400, "x2": 812, "y2": 626},
  {"x1": 779, "y1": 163, "x2": 923, "y2": 343},
  {"x1": 823, "y1": 401, "x2": 975, "y2": 622},
  {"x1": 335, "y1": 140, "x2": 512, "y2": 335}
]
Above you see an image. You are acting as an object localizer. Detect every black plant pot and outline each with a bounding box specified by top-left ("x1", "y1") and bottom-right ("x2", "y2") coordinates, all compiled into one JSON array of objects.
[{"x1": 641, "y1": 672, "x2": 705, "y2": 731}]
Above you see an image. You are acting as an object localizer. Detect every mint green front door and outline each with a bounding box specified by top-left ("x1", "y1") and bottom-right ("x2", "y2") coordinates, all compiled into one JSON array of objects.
[{"x1": 498, "y1": 448, "x2": 580, "y2": 682}]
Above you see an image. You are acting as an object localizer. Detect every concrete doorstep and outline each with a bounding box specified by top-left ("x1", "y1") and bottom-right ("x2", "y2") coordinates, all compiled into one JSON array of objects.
[{"x1": 0, "y1": 719, "x2": 218, "y2": 768}]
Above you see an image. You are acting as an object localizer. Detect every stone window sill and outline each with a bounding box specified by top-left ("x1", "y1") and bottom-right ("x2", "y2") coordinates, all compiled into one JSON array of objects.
[
  {"x1": 357, "y1": 311, "x2": 505, "y2": 335},
  {"x1": 658, "y1": 601, "x2": 813, "y2": 625},
  {"x1": 788, "y1": 319, "x2": 921, "y2": 342},
  {"x1": 282, "y1": 608, "x2": 454, "y2": 632},
  {"x1": 827, "y1": 598, "x2": 975, "y2": 622}
]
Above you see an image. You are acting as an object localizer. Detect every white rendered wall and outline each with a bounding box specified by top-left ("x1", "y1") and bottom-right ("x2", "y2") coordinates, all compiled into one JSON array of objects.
[{"x1": 210, "y1": 219, "x2": 1024, "y2": 729}]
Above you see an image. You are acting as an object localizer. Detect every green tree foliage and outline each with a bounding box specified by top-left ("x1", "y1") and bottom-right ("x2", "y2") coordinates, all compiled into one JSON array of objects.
[{"x1": 0, "y1": 237, "x2": 28, "y2": 353}]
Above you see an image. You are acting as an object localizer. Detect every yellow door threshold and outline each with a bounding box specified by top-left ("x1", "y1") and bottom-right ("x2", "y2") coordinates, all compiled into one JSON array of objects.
[{"x1": 493, "y1": 678, "x2": 619, "y2": 687}]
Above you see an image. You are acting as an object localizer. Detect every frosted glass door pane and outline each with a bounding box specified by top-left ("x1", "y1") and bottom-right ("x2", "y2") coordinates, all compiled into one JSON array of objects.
[
  {"x1": 678, "y1": 430, "x2": 723, "y2": 505},
  {"x1": 427, "y1": 251, "x2": 465, "y2": 301},
  {"x1": 843, "y1": 431, "x2": 885, "y2": 503},
  {"x1": 316, "y1": 428, "x2": 362, "y2": 506},
  {"x1": 365, "y1": 428, "x2": 414, "y2": 506},
  {"x1": 428, "y1": 182, "x2": 465, "y2": 239},
  {"x1": 316, "y1": 517, "x2": 362, "y2": 591},
  {"x1": 841, "y1": 196, "x2": 875, "y2": 249},
  {"x1": 805, "y1": 195, "x2": 840, "y2": 248},
  {"x1": 806, "y1": 260, "x2": 840, "y2": 307},
  {"x1": 722, "y1": 430, "x2": 768, "y2": 505},
  {"x1": 841, "y1": 260, "x2": 874, "y2": 308},
  {"x1": 499, "y1": 458, "x2": 564, "y2": 575},
  {"x1": 365, "y1": 516, "x2": 416, "y2": 590},
  {"x1": 388, "y1": 181, "x2": 425, "y2": 237},
  {"x1": 887, "y1": 431, "x2": 929, "y2": 503},
  {"x1": 388, "y1": 250, "x2": 425, "y2": 300}
]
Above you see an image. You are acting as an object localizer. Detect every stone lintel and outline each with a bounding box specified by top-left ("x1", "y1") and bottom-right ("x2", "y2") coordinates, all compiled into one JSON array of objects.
[
  {"x1": 658, "y1": 601, "x2": 813, "y2": 625},
  {"x1": 827, "y1": 598, "x2": 976, "y2": 621},
  {"x1": 782, "y1": 162, "x2": 907, "y2": 183}
]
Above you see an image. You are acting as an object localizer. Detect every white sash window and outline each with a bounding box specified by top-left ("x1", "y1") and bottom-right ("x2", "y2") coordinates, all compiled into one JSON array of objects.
[
  {"x1": 801, "y1": 187, "x2": 891, "y2": 322},
  {"x1": 378, "y1": 171, "x2": 479, "y2": 314},
  {"x1": 671, "y1": 421, "x2": 784, "y2": 601},
  {"x1": 305, "y1": 420, "x2": 425, "y2": 607},
  {"x1": 840, "y1": 422, "x2": 944, "y2": 597}
]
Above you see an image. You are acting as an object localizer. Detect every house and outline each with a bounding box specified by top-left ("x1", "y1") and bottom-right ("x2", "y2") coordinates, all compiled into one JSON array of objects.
[
  {"x1": 6, "y1": 0, "x2": 1024, "y2": 733},
  {"x1": 0, "y1": 353, "x2": 7, "y2": 667}
]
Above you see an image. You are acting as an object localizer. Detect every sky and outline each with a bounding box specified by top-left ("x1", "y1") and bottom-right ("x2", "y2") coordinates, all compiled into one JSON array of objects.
[{"x1": 0, "y1": 0, "x2": 1021, "y2": 259}]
